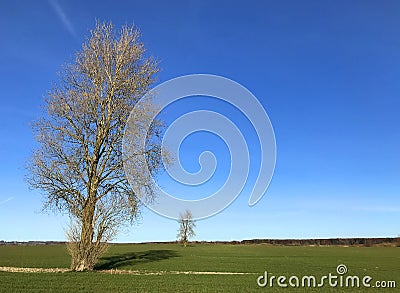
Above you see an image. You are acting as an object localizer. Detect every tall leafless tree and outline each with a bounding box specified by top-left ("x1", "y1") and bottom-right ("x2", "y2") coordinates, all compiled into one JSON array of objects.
[
  {"x1": 26, "y1": 21, "x2": 165, "y2": 271},
  {"x1": 177, "y1": 209, "x2": 196, "y2": 246}
]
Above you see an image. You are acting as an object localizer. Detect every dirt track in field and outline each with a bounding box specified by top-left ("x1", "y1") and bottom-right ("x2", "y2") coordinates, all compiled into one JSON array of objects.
[
  {"x1": 0, "y1": 267, "x2": 69, "y2": 273},
  {"x1": 0, "y1": 266, "x2": 255, "y2": 275}
]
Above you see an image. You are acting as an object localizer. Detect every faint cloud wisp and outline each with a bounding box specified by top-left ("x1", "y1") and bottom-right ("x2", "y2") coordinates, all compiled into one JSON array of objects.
[
  {"x1": 0, "y1": 197, "x2": 14, "y2": 206},
  {"x1": 48, "y1": 0, "x2": 76, "y2": 38}
]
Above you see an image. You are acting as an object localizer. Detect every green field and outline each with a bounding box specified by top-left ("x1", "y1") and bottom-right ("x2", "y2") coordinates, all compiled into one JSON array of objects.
[{"x1": 0, "y1": 244, "x2": 398, "y2": 292}]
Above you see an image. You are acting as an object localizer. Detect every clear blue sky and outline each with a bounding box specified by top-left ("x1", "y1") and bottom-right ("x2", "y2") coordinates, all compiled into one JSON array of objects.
[{"x1": 0, "y1": 0, "x2": 399, "y2": 242}]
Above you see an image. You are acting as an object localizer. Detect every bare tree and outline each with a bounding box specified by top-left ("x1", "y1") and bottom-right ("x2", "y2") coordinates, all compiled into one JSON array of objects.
[
  {"x1": 26, "y1": 21, "x2": 164, "y2": 271},
  {"x1": 177, "y1": 209, "x2": 196, "y2": 246}
]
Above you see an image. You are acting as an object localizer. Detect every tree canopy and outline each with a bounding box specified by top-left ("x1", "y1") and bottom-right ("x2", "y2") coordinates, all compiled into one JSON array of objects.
[{"x1": 27, "y1": 21, "x2": 164, "y2": 271}]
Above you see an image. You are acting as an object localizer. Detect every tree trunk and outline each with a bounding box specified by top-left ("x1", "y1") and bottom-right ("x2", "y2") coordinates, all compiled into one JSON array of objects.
[{"x1": 72, "y1": 202, "x2": 95, "y2": 271}]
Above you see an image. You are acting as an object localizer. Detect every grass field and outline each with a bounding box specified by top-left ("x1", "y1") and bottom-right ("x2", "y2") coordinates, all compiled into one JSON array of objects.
[{"x1": 0, "y1": 243, "x2": 398, "y2": 292}]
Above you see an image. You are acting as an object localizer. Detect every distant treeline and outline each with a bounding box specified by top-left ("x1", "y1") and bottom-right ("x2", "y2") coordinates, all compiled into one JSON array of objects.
[
  {"x1": 231, "y1": 237, "x2": 400, "y2": 246},
  {"x1": 142, "y1": 237, "x2": 400, "y2": 247},
  {"x1": 1, "y1": 237, "x2": 399, "y2": 246},
  {"x1": 0, "y1": 241, "x2": 65, "y2": 246}
]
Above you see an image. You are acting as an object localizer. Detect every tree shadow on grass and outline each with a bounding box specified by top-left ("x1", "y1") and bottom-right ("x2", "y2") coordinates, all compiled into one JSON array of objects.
[{"x1": 95, "y1": 250, "x2": 180, "y2": 270}]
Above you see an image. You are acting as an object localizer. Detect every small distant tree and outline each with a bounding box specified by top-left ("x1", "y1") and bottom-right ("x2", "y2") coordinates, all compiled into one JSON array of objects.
[{"x1": 177, "y1": 209, "x2": 196, "y2": 246}]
